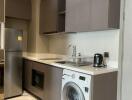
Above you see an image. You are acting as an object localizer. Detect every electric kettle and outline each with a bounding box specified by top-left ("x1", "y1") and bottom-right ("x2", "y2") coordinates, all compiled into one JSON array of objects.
[{"x1": 93, "y1": 53, "x2": 104, "y2": 67}]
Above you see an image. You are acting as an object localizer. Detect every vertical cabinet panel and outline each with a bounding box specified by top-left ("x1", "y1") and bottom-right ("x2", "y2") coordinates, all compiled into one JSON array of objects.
[
  {"x1": 65, "y1": 0, "x2": 92, "y2": 32},
  {"x1": 0, "y1": 0, "x2": 5, "y2": 22},
  {"x1": 23, "y1": 60, "x2": 32, "y2": 93},
  {"x1": 108, "y1": 0, "x2": 120, "y2": 28},
  {"x1": 90, "y1": 0, "x2": 109, "y2": 30},
  {"x1": 47, "y1": 66, "x2": 63, "y2": 100},
  {"x1": 92, "y1": 72, "x2": 117, "y2": 100},
  {"x1": 40, "y1": 0, "x2": 58, "y2": 34}
]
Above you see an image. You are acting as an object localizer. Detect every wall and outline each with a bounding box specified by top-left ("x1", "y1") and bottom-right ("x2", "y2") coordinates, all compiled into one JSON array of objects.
[
  {"x1": 27, "y1": 0, "x2": 48, "y2": 53},
  {"x1": 48, "y1": 30, "x2": 120, "y2": 68},
  {"x1": 117, "y1": 0, "x2": 125, "y2": 99},
  {"x1": 121, "y1": 0, "x2": 132, "y2": 99}
]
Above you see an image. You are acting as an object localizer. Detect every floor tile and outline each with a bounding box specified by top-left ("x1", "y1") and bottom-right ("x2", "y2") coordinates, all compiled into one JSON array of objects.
[{"x1": 6, "y1": 92, "x2": 37, "y2": 100}]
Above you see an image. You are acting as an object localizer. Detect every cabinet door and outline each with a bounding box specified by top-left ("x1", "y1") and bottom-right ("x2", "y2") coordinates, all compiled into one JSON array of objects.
[
  {"x1": 40, "y1": 0, "x2": 58, "y2": 34},
  {"x1": 5, "y1": 0, "x2": 31, "y2": 20},
  {"x1": 92, "y1": 72, "x2": 117, "y2": 100},
  {"x1": 65, "y1": 0, "x2": 91, "y2": 32},
  {"x1": 65, "y1": 0, "x2": 120, "y2": 32},
  {"x1": 47, "y1": 66, "x2": 63, "y2": 100},
  {"x1": 0, "y1": 0, "x2": 5, "y2": 22}
]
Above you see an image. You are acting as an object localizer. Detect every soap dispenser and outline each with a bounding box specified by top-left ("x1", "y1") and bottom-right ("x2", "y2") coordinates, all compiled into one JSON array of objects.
[{"x1": 76, "y1": 53, "x2": 81, "y2": 64}]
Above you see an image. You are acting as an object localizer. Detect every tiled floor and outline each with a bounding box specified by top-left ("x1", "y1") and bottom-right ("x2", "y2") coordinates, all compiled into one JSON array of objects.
[
  {"x1": 7, "y1": 92, "x2": 37, "y2": 100},
  {"x1": 0, "y1": 93, "x2": 4, "y2": 100}
]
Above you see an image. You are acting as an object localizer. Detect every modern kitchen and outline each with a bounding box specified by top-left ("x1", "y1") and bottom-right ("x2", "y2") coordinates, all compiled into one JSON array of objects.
[{"x1": 0, "y1": 0, "x2": 132, "y2": 100}]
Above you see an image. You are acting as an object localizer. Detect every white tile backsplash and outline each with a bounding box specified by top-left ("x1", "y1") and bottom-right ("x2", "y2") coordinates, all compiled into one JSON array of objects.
[{"x1": 48, "y1": 30, "x2": 120, "y2": 68}]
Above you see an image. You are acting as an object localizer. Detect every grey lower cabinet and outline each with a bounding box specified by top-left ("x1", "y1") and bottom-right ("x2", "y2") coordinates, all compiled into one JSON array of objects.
[
  {"x1": 5, "y1": 0, "x2": 31, "y2": 20},
  {"x1": 91, "y1": 72, "x2": 117, "y2": 100},
  {"x1": 23, "y1": 59, "x2": 63, "y2": 100},
  {"x1": 0, "y1": 0, "x2": 5, "y2": 22}
]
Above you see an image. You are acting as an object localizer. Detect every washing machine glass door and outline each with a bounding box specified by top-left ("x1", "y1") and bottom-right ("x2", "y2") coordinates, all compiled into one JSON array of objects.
[{"x1": 63, "y1": 82, "x2": 85, "y2": 100}]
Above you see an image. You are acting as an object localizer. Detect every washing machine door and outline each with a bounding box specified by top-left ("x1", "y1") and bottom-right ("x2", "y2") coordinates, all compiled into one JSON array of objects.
[{"x1": 62, "y1": 82, "x2": 85, "y2": 100}]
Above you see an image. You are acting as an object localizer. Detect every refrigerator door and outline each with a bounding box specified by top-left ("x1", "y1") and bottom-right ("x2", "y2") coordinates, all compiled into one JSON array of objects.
[
  {"x1": 5, "y1": 28, "x2": 22, "y2": 51},
  {"x1": 4, "y1": 52, "x2": 22, "y2": 99}
]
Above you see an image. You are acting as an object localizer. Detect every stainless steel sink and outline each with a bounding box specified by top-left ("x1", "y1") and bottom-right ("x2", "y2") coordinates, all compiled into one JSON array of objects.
[{"x1": 55, "y1": 61, "x2": 93, "y2": 66}]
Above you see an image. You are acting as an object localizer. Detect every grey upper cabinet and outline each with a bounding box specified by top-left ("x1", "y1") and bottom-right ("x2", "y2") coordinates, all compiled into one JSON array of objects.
[
  {"x1": 40, "y1": 0, "x2": 120, "y2": 34},
  {"x1": 40, "y1": 0, "x2": 59, "y2": 34},
  {"x1": 40, "y1": 0, "x2": 66, "y2": 34},
  {"x1": 0, "y1": 0, "x2": 5, "y2": 22},
  {"x1": 65, "y1": 0, "x2": 120, "y2": 32},
  {"x1": 5, "y1": 0, "x2": 31, "y2": 20}
]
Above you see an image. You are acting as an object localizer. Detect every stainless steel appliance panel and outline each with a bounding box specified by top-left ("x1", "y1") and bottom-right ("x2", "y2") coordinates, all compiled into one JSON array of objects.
[
  {"x1": 4, "y1": 52, "x2": 22, "y2": 98},
  {"x1": 5, "y1": 28, "x2": 22, "y2": 51}
]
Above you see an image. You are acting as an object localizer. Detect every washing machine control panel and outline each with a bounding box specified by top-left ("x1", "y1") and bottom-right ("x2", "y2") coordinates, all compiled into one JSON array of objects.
[
  {"x1": 63, "y1": 69, "x2": 91, "y2": 85},
  {"x1": 79, "y1": 76, "x2": 86, "y2": 81}
]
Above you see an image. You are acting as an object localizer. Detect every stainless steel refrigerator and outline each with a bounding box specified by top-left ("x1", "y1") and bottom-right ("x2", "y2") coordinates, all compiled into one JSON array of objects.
[{"x1": 4, "y1": 28, "x2": 23, "y2": 99}]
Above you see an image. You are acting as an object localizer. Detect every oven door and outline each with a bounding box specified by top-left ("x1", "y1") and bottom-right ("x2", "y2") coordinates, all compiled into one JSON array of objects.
[
  {"x1": 62, "y1": 82, "x2": 85, "y2": 100},
  {"x1": 32, "y1": 69, "x2": 44, "y2": 90}
]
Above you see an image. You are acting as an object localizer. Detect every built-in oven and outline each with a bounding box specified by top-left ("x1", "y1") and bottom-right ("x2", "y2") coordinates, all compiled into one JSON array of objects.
[{"x1": 32, "y1": 69, "x2": 44, "y2": 90}]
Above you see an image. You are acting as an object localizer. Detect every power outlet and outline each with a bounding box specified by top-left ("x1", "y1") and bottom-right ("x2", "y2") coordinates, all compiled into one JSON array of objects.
[{"x1": 104, "y1": 52, "x2": 109, "y2": 58}]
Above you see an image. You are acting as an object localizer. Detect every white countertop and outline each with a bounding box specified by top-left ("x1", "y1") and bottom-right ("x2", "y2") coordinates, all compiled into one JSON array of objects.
[{"x1": 23, "y1": 53, "x2": 118, "y2": 75}]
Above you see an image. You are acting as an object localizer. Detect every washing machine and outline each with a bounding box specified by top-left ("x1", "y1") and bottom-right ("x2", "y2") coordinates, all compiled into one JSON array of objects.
[{"x1": 61, "y1": 69, "x2": 92, "y2": 100}]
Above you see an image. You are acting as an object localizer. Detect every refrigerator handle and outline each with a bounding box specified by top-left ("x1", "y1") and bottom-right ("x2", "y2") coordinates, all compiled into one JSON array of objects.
[{"x1": 0, "y1": 23, "x2": 5, "y2": 49}]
